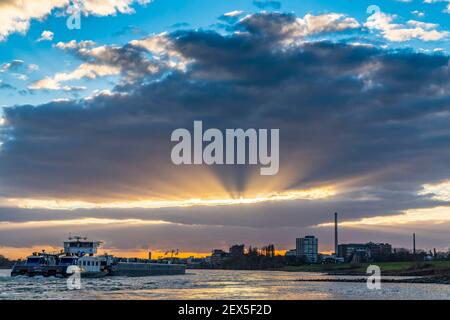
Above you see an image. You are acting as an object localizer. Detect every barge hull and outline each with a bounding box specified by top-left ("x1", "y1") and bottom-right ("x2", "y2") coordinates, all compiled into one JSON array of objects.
[
  {"x1": 11, "y1": 265, "x2": 67, "y2": 277},
  {"x1": 110, "y1": 262, "x2": 186, "y2": 276}
]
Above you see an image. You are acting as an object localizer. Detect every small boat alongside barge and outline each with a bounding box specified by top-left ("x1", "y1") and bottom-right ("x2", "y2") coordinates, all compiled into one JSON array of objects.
[{"x1": 11, "y1": 236, "x2": 186, "y2": 278}]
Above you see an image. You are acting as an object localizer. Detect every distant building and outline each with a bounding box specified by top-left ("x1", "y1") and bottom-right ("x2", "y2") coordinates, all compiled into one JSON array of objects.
[
  {"x1": 296, "y1": 236, "x2": 318, "y2": 263},
  {"x1": 285, "y1": 249, "x2": 297, "y2": 257},
  {"x1": 338, "y1": 242, "x2": 392, "y2": 262},
  {"x1": 366, "y1": 242, "x2": 392, "y2": 257},
  {"x1": 424, "y1": 254, "x2": 433, "y2": 261},
  {"x1": 210, "y1": 249, "x2": 228, "y2": 267},
  {"x1": 319, "y1": 254, "x2": 344, "y2": 264},
  {"x1": 187, "y1": 256, "x2": 206, "y2": 268},
  {"x1": 338, "y1": 243, "x2": 369, "y2": 262},
  {"x1": 229, "y1": 244, "x2": 245, "y2": 257}
]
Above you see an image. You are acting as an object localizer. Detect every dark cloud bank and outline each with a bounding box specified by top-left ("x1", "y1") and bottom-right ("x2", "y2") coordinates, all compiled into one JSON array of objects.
[{"x1": 1, "y1": 13, "x2": 450, "y2": 250}]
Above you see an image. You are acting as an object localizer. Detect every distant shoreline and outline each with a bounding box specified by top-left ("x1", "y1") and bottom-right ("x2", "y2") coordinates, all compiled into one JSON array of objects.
[
  {"x1": 2, "y1": 265, "x2": 450, "y2": 284},
  {"x1": 280, "y1": 261, "x2": 450, "y2": 285},
  {"x1": 295, "y1": 275, "x2": 450, "y2": 285}
]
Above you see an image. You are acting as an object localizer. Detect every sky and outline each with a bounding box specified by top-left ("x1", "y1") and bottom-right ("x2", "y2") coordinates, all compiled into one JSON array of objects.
[{"x1": 1, "y1": 0, "x2": 450, "y2": 259}]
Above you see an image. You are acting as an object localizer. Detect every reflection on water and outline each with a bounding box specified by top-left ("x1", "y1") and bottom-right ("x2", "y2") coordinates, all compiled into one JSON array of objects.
[{"x1": 0, "y1": 269, "x2": 449, "y2": 300}]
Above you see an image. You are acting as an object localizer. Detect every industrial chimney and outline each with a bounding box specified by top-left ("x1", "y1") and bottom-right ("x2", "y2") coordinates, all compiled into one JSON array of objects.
[{"x1": 334, "y1": 212, "x2": 338, "y2": 257}]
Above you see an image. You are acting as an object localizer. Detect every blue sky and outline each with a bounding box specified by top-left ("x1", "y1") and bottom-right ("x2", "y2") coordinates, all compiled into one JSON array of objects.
[
  {"x1": 1, "y1": 0, "x2": 450, "y2": 257},
  {"x1": 2, "y1": 0, "x2": 450, "y2": 107}
]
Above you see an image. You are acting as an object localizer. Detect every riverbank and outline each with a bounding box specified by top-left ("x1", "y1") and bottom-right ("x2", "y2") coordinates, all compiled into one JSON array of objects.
[
  {"x1": 296, "y1": 273, "x2": 450, "y2": 284},
  {"x1": 280, "y1": 261, "x2": 450, "y2": 275},
  {"x1": 281, "y1": 261, "x2": 450, "y2": 285}
]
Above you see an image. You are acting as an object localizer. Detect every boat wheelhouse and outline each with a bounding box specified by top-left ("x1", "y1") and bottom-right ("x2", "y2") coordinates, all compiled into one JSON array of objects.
[
  {"x1": 11, "y1": 235, "x2": 186, "y2": 277},
  {"x1": 64, "y1": 236, "x2": 102, "y2": 256}
]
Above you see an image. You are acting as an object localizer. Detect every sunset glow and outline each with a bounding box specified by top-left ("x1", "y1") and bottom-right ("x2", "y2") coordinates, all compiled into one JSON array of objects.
[
  {"x1": 6, "y1": 186, "x2": 336, "y2": 210},
  {"x1": 316, "y1": 206, "x2": 450, "y2": 228}
]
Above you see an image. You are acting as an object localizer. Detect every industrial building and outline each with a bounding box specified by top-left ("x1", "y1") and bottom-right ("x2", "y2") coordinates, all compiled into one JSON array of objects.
[
  {"x1": 296, "y1": 235, "x2": 319, "y2": 263},
  {"x1": 338, "y1": 242, "x2": 392, "y2": 262}
]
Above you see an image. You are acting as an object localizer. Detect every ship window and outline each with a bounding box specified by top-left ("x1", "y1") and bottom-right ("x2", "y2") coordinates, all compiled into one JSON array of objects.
[
  {"x1": 60, "y1": 258, "x2": 75, "y2": 265},
  {"x1": 26, "y1": 257, "x2": 41, "y2": 264}
]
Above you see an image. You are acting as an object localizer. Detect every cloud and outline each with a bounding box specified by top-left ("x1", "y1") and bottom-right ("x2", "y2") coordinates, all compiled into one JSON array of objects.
[
  {"x1": 2, "y1": 12, "x2": 450, "y2": 251},
  {"x1": 27, "y1": 64, "x2": 39, "y2": 72},
  {"x1": 0, "y1": 0, "x2": 150, "y2": 41},
  {"x1": 12, "y1": 73, "x2": 28, "y2": 81},
  {"x1": 236, "y1": 12, "x2": 360, "y2": 46},
  {"x1": 366, "y1": 12, "x2": 449, "y2": 41},
  {"x1": 0, "y1": 60, "x2": 39, "y2": 85},
  {"x1": 301, "y1": 13, "x2": 360, "y2": 34},
  {"x1": 411, "y1": 10, "x2": 425, "y2": 17},
  {"x1": 30, "y1": 40, "x2": 160, "y2": 90},
  {"x1": 218, "y1": 10, "x2": 245, "y2": 24},
  {"x1": 55, "y1": 39, "x2": 96, "y2": 50},
  {"x1": 29, "y1": 63, "x2": 121, "y2": 90},
  {"x1": 37, "y1": 30, "x2": 54, "y2": 42},
  {"x1": 224, "y1": 10, "x2": 244, "y2": 17},
  {"x1": 0, "y1": 81, "x2": 15, "y2": 90},
  {"x1": 3, "y1": 12, "x2": 450, "y2": 200},
  {"x1": 0, "y1": 0, "x2": 65, "y2": 41},
  {"x1": 0, "y1": 60, "x2": 25, "y2": 73}
]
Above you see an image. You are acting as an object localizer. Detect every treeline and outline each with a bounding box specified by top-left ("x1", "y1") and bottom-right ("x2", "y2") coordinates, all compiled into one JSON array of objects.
[
  {"x1": 378, "y1": 250, "x2": 450, "y2": 262},
  {"x1": 221, "y1": 255, "x2": 308, "y2": 270},
  {"x1": 0, "y1": 255, "x2": 15, "y2": 268},
  {"x1": 212, "y1": 245, "x2": 308, "y2": 270}
]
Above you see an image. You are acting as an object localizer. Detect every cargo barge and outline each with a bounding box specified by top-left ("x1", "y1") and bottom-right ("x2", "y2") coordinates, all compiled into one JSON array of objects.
[{"x1": 11, "y1": 236, "x2": 186, "y2": 278}]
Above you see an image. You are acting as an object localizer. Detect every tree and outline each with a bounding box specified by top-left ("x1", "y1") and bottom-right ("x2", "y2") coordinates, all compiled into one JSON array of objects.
[{"x1": 0, "y1": 254, "x2": 14, "y2": 268}]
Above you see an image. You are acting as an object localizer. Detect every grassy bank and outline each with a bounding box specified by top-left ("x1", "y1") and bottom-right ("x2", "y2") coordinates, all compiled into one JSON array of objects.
[{"x1": 279, "y1": 261, "x2": 450, "y2": 275}]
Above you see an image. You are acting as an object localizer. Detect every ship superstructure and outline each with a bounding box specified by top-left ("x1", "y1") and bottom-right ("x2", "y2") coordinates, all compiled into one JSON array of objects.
[{"x1": 11, "y1": 236, "x2": 186, "y2": 277}]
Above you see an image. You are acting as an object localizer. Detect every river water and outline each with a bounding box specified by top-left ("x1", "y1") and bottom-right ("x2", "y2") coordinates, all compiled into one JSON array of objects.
[{"x1": 0, "y1": 269, "x2": 449, "y2": 300}]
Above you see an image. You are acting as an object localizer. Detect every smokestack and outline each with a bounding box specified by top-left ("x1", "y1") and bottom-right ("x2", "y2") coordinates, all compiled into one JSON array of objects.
[
  {"x1": 334, "y1": 212, "x2": 338, "y2": 257},
  {"x1": 413, "y1": 233, "x2": 416, "y2": 257}
]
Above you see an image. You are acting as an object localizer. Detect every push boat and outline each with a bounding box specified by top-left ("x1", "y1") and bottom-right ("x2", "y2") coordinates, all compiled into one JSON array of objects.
[{"x1": 11, "y1": 236, "x2": 186, "y2": 278}]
